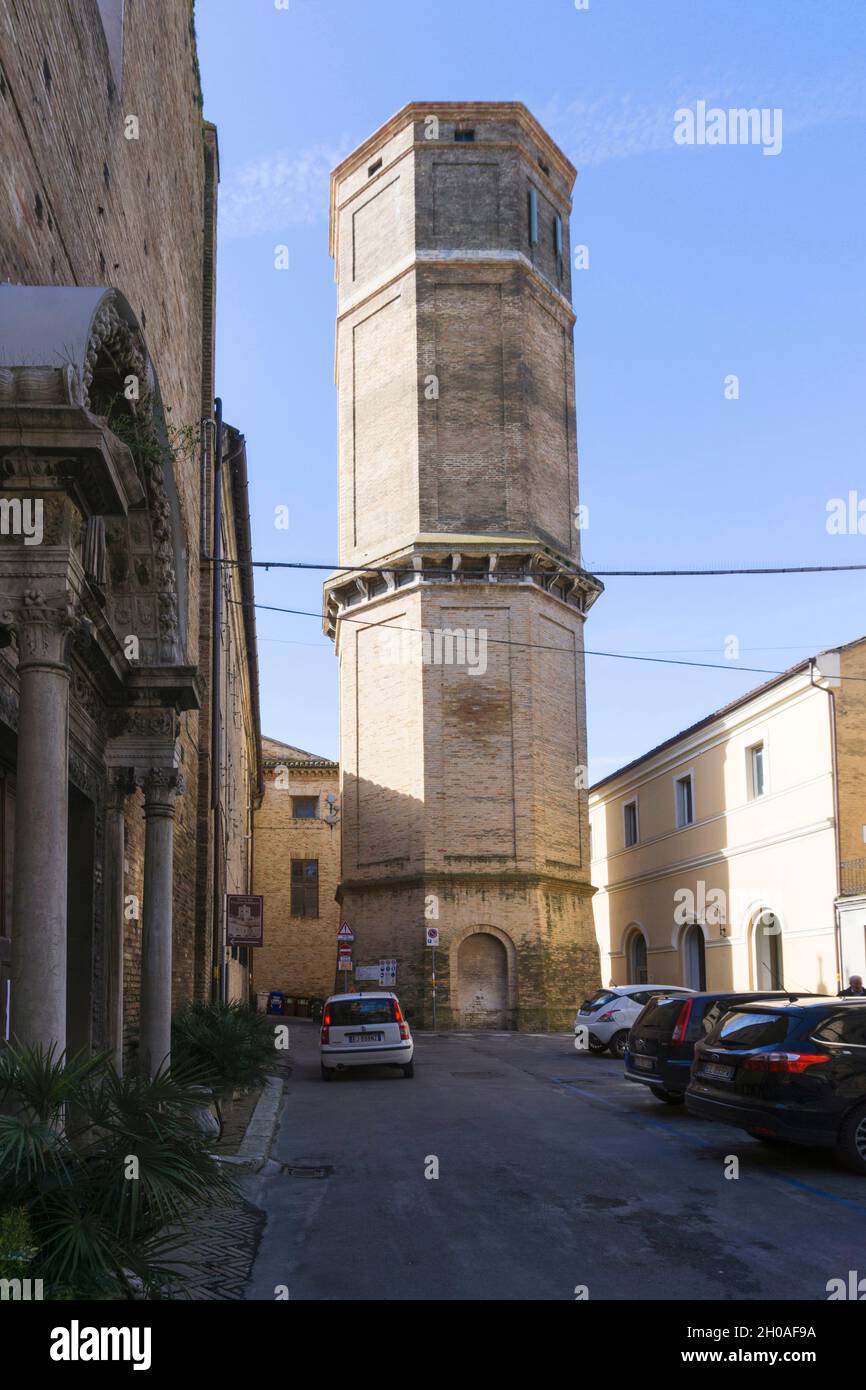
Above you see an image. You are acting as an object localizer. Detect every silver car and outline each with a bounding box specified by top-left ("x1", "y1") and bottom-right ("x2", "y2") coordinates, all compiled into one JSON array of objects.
[{"x1": 575, "y1": 984, "x2": 694, "y2": 1058}]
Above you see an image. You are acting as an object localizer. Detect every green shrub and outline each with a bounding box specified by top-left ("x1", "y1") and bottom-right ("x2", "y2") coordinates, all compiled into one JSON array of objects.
[
  {"x1": 171, "y1": 1001, "x2": 277, "y2": 1137},
  {"x1": 0, "y1": 1205, "x2": 37, "y2": 1280},
  {"x1": 0, "y1": 1044, "x2": 235, "y2": 1299}
]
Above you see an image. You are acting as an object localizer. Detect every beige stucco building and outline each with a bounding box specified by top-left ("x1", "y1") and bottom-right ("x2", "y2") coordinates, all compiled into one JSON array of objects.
[
  {"x1": 322, "y1": 102, "x2": 603, "y2": 1030},
  {"x1": 589, "y1": 638, "x2": 866, "y2": 996},
  {"x1": 252, "y1": 738, "x2": 340, "y2": 1006}
]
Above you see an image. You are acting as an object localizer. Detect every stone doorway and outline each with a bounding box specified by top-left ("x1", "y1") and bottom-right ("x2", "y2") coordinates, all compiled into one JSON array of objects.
[{"x1": 456, "y1": 930, "x2": 511, "y2": 1029}]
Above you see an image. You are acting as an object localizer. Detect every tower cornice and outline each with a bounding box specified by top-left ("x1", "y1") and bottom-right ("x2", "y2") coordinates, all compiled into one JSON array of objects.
[{"x1": 329, "y1": 100, "x2": 577, "y2": 256}]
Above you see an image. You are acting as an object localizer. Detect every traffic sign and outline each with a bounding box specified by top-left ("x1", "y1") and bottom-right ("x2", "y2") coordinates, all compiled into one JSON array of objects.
[
  {"x1": 425, "y1": 926, "x2": 439, "y2": 947},
  {"x1": 379, "y1": 959, "x2": 397, "y2": 986},
  {"x1": 337, "y1": 923, "x2": 354, "y2": 942}
]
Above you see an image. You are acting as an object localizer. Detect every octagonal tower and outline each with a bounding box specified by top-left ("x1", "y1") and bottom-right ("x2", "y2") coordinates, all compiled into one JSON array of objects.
[{"x1": 324, "y1": 102, "x2": 602, "y2": 1029}]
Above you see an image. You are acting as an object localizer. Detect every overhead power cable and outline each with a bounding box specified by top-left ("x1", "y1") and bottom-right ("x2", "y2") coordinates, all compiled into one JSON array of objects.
[
  {"x1": 212, "y1": 557, "x2": 866, "y2": 579},
  {"x1": 230, "y1": 598, "x2": 865, "y2": 683}
]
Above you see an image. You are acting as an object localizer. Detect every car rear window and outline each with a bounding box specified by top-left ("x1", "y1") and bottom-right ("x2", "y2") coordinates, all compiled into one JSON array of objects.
[
  {"x1": 813, "y1": 1010, "x2": 866, "y2": 1047},
  {"x1": 712, "y1": 1010, "x2": 790, "y2": 1048},
  {"x1": 635, "y1": 996, "x2": 688, "y2": 1028},
  {"x1": 581, "y1": 990, "x2": 618, "y2": 1012},
  {"x1": 328, "y1": 998, "x2": 397, "y2": 1025}
]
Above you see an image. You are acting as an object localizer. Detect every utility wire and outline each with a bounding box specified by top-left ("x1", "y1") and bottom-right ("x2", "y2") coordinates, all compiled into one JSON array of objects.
[
  {"x1": 211, "y1": 556, "x2": 866, "y2": 579},
  {"x1": 232, "y1": 598, "x2": 865, "y2": 682}
]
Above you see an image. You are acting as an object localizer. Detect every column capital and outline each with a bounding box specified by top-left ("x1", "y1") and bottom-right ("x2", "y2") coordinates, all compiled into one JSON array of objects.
[
  {"x1": 107, "y1": 768, "x2": 135, "y2": 811},
  {"x1": 138, "y1": 767, "x2": 185, "y2": 816},
  {"x1": 1, "y1": 587, "x2": 79, "y2": 669}
]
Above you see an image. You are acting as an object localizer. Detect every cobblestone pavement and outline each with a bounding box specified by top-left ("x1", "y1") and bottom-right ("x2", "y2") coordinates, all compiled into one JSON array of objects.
[{"x1": 164, "y1": 1197, "x2": 266, "y2": 1300}]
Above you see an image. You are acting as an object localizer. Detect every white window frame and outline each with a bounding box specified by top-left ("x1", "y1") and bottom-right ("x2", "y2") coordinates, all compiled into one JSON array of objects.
[
  {"x1": 674, "y1": 770, "x2": 695, "y2": 829},
  {"x1": 747, "y1": 740, "x2": 767, "y2": 800},
  {"x1": 622, "y1": 798, "x2": 639, "y2": 848}
]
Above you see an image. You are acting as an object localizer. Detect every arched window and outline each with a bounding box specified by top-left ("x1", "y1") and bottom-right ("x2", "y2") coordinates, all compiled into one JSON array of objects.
[
  {"x1": 628, "y1": 930, "x2": 648, "y2": 983},
  {"x1": 682, "y1": 923, "x2": 707, "y2": 990},
  {"x1": 753, "y1": 911, "x2": 784, "y2": 989}
]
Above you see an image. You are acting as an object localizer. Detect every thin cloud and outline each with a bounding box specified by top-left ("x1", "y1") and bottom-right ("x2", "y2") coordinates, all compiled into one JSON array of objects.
[
  {"x1": 218, "y1": 143, "x2": 345, "y2": 240},
  {"x1": 538, "y1": 72, "x2": 865, "y2": 168}
]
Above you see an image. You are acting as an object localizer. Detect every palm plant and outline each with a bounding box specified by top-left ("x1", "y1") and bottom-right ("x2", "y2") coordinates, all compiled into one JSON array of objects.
[
  {"x1": 0, "y1": 1044, "x2": 235, "y2": 1299},
  {"x1": 171, "y1": 1001, "x2": 278, "y2": 1138}
]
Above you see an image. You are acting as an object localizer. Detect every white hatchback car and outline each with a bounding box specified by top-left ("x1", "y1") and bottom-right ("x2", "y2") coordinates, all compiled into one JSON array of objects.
[
  {"x1": 320, "y1": 991, "x2": 414, "y2": 1079},
  {"x1": 575, "y1": 984, "x2": 694, "y2": 1058}
]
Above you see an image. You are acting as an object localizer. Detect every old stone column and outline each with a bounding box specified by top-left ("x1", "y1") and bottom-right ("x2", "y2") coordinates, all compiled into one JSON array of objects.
[
  {"x1": 8, "y1": 592, "x2": 77, "y2": 1054},
  {"x1": 103, "y1": 771, "x2": 130, "y2": 1072},
  {"x1": 139, "y1": 768, "x2": 183, "y2": 1077}
]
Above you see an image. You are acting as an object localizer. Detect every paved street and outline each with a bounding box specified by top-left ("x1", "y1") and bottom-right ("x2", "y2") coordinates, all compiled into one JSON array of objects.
[{"x1": 244, "y1": 1021, "x2": 866, "y2": 1301}]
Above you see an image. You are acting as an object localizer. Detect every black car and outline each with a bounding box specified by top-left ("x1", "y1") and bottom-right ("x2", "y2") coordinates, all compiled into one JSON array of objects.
[
  {"x1": 685, "y1": 997, "x2": 866, "y2": 1173},
  {"x1": 624, "y1": 990, "x2": 794, "y2": 1104}
]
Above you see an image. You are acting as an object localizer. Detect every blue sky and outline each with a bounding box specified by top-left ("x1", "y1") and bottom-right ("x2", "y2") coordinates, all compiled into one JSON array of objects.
[{"x1": 196, "y1": 0, "x2": 866, "y2": 779}]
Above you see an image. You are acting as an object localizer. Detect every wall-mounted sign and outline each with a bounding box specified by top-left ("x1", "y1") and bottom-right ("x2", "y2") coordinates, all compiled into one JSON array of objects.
[
  {"x1": 226, "y1": 894, "x2": 264, "y2": 947},
  {"x1": 355, "y1": 965, "x2": 379, "y2": 982},
  {"x1": 425, "y1": 927, "x2": 440, "y2": 947},
  {"x1": 379, "y1": 959, "x2": 397, "y2": 986}
]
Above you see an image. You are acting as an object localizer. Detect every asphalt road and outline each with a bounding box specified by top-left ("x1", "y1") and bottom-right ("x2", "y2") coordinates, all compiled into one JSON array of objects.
[{"x1": 244, "y1": 1020, "x2": 866, "y2": 1301}]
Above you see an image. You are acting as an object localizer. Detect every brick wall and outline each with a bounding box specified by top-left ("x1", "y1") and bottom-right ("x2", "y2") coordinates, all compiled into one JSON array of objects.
[
  {"x1": 0, "y1": 0, "x2": 210, "y2": 1046},
  {"x1": 253, "y1": 763, "x2": 342, "y2": 1000}
]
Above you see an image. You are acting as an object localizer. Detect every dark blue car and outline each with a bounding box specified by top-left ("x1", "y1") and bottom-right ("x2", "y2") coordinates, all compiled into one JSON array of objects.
[{"x1": 685, "y1": 997, "x2": 866, "y2": 1173}]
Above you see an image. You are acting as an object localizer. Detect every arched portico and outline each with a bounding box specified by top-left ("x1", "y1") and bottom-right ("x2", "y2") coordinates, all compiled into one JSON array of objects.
[{"x1": 0, "y1": 285, "x2": 198, "y2": 1070}]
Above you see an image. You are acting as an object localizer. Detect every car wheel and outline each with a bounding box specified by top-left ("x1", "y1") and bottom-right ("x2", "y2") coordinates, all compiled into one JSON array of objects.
[
  {"x1": 650, "y1": 1085, "x2": 684, "y2": 1105},
  {"x1": 587, "y1": 1036, "x2": 607, "y2": 1054},
  {"x1": 402, "y1": 1060, "x2": 415, "y2": 1078},
  {"x1": 609, "y1": 1031, "x2": 629, "y2": 1059},
  {"x1": 835, "y1": 1102, "x2": 866, "y2": 1174},
  {"x1": 320, "y1": 1063, "x2": 332, "y2": 1082}
]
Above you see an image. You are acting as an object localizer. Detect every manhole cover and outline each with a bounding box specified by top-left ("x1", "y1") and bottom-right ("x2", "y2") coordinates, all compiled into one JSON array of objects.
[{"x1": 281, "y1": 1164, "x2": 333, "y2": 1178}]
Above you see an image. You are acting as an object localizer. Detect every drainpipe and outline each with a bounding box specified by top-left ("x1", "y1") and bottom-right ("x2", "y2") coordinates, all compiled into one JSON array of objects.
[
  {"x1": 212, "y1": 398, "x2": 224, "y2": 1002},
  {"x1": 811, "y1": 658, "x2": 842, "y2": 989}
]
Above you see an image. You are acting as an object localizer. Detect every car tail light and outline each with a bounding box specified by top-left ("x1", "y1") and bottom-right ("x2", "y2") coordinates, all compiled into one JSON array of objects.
[
  {"x1": 393, "y1": 1000, "x2": 403, "y2": 1023},
  {"x1": 321, "y1": 1008, "x2": 331, "y2": 1045},
  {"x1": 399, "y1": 1022, "x2": 410, "y2": 1040},
  {"x1": 597, "y1": 1010, "x2": 620, "y2": 1022},
  {"x1": 671, "y1": 998, "x2": 694, "y2": 1044},
  {"x1": 742, "y1": 1052, "x2": 830, "y2": 1075}
]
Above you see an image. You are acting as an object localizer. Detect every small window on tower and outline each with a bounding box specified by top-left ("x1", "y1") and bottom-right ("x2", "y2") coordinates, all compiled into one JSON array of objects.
[
  {"x1": 538, "y1": 156, "x2": 550, "y2": 175},
  {"x1": 454, "y1": 129, "x2": 475, "y2": 142},
  {"x1": 554, "y1": 213, "x2": 564, "y2": 258},
  {"x1": 528, "y1": 187, "x2": 539, "y2": 245},
  {"x1": 367, "y1": 157, "x2": 383, "y2": 177},
  {"x1": 292, "y1": 796, "x2": 318, "y2": 819}
]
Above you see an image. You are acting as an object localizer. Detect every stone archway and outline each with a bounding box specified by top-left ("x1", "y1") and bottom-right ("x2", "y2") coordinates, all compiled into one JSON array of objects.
[
  {"x1": 455, "y1": 928, "x2": 514, "y2": 1029},
  {"x1": 0, "y1": 284, "x2": 196, "y2": 1066}
]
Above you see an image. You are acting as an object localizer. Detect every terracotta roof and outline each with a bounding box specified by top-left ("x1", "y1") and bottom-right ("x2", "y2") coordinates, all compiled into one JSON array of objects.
[{"x1": 261, "y1": 735, "x2": 338, "y2": 768}]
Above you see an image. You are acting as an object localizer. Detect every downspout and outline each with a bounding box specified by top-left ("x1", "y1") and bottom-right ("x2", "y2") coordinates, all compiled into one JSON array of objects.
[
  {"x1": 212, "y1": 397, "x2": 224, "y2": 1002},
  {"x1": 811, "y1": 658, "x2": 842, "y2": 989}
]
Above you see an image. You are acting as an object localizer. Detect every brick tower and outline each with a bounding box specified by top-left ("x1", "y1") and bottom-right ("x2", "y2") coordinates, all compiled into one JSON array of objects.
[{"x1": 324, "y1": 103, "x2": 603, "y2": 1029}]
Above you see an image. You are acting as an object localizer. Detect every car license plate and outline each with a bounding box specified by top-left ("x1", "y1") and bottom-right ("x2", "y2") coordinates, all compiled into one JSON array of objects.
[
  {"x1": 701, "y1": 1061, "x2": 734, "y2": 1080},
  {"x1": 635, "y1": 1056, "x2": 654, "y2": 1071},
  {"x1": 348, "y1": 1033, "x2": 383, "y2": 1044}
]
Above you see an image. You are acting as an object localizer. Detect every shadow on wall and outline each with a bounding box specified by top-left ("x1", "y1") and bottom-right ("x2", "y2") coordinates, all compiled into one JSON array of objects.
[{"x1": 339, "y1": 769, "x2": 598, "y2": 1031}]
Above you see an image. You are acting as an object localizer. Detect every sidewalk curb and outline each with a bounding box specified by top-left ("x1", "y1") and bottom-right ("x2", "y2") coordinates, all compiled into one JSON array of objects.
[{"x1": 215, "y1": 1073, "x2": 286, "y2": 1172}]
